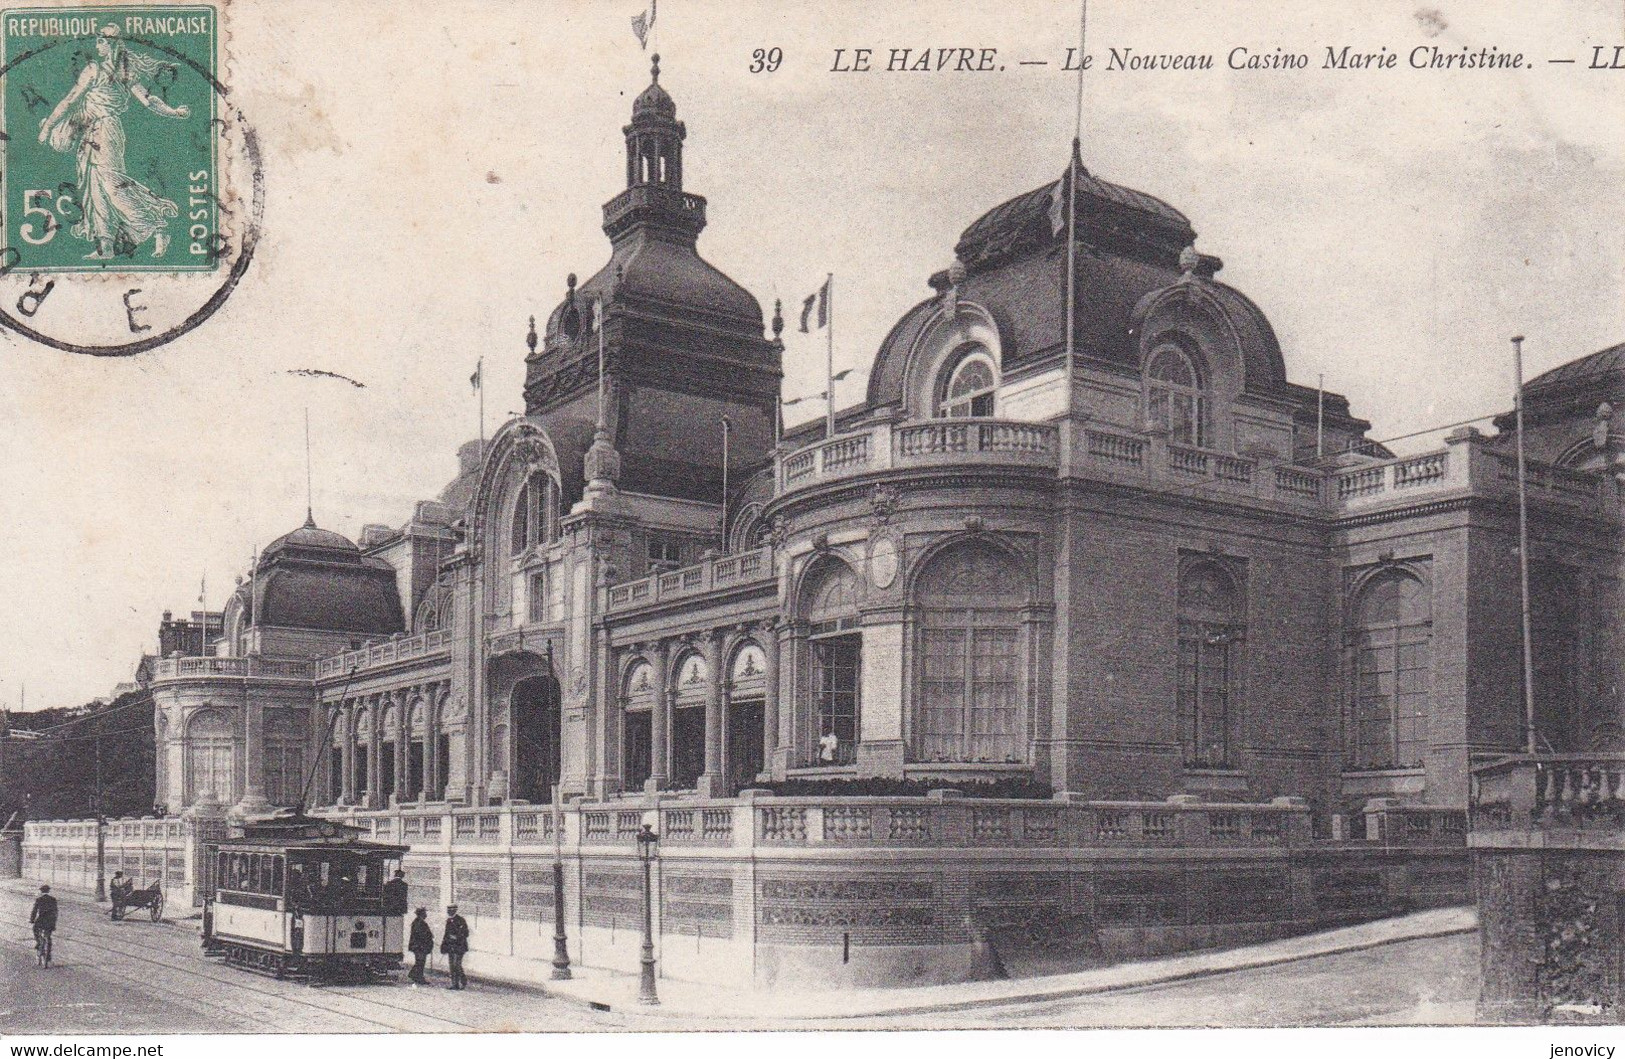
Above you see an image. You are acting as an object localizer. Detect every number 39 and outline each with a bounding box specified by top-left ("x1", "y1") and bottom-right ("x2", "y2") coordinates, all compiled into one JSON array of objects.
[{"x1": 749, "y1": 47, "x2": 782, "y2": 73}]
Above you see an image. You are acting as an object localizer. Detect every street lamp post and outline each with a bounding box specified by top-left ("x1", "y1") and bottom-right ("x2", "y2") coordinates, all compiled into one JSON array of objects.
[
  {"x1": 93, "y1": 731, "x2": 106, "y2": 903},
  {"x1": 550, "y1": 786, "x2": 571, "y2": 980},
  {"x1": 636, "y1": 822, "x2": 660, "y2": 1005}
]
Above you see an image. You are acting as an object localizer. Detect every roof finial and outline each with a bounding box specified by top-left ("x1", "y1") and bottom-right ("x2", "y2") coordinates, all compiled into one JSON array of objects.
[
  {"x1": 771, "y1": 298, "x2": 784, "y2": 339},
  {"x1": 651, "y1": 52, "x2": 660, "y2": 83},
  {"x1": 526, "y1": 314, "x2": 537, "y2": 355}
]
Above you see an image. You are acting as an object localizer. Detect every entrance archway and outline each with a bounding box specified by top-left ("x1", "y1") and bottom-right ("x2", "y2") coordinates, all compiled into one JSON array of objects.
[{"x1": 512, "y1": 675, "x2": 562, "y2": 803}]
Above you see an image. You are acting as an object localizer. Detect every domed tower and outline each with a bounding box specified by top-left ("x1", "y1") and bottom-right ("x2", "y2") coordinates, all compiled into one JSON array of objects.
[{"x1": 523, "y1": 55, "x2": 782, "y2": 506}]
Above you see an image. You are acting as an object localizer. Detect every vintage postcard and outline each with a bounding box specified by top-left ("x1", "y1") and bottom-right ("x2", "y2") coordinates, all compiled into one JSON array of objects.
[{"x1": 0, "y1": 0, "x2": 1622, "y2": 1052}]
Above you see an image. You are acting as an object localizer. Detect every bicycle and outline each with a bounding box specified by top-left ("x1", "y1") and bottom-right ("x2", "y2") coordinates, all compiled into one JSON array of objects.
[{"x1": 34, "y1": 927, "x2": 53, "y2": 968}]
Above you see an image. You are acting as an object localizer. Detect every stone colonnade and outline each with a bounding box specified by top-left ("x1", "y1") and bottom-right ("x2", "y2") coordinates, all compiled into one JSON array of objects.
[
  {"x1": 325, "y1": 679, "x2": 453, "y2": 808},
  {"x1": 617, "y1": 620, "x2": 778, "y2": 796}
]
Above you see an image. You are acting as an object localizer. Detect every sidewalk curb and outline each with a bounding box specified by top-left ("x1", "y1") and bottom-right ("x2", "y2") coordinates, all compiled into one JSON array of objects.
[{"x1": 457, "y1": 908, "x2": 1479, "y2": 1021}]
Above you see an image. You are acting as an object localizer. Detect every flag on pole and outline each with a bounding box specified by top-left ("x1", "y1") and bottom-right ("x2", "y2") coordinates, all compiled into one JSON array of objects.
[
  {"x1": 799, "y1": 277, "x2": 831, "y2": 333},
  {"x1": 470, "y1": 362, "x2": 482, "y2": 393},
  {"x1": 198, "y1": 575, "x2": 206, "y2": 606},
  {"x1": 631, "y1": 0, "x2": 656, "y2": 49}
]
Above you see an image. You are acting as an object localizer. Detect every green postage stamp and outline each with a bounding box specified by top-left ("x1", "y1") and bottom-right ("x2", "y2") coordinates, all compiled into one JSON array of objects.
[{"x1": 1, "y1": 6, "x2": 217, "y2": 273}]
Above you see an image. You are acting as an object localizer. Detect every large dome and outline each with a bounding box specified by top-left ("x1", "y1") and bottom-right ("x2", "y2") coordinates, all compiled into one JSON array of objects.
[{"x1": 251, "y1": 515, "x2": 404, "y2": 635}]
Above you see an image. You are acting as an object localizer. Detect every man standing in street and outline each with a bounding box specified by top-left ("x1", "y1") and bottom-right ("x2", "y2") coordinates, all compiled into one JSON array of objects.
[
  {"x1": 406, "y1": 907, "x2": 434, "y2": 985},
  {"x1": 441, "y1": 904, "x2": 470, "y2": 989}
]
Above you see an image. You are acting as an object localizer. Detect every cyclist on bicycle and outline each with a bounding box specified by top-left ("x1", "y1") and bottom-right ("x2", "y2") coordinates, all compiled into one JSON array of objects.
[{"x1": 30, "y1": 884, "x2": 57, "y2": 965}]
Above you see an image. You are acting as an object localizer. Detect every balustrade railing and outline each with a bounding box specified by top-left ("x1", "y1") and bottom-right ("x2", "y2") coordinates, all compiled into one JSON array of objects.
[
  {"x1": 315, "y1": 629, "x2": 451, "y2": 679},
  {"x1": 154, "y1": 656, "x2": 316, "y2": 682},
  {"x1": 606, "y1": 544, "x2": 775, "y2": 612},
  {"x1": 1472, "y1": 754, "x2": 1625, "y2": 837}
]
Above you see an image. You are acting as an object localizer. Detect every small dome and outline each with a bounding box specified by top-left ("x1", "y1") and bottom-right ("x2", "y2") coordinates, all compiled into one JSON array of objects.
[
  {"x1": 634, "y1": 80, "x2": 675, "y2": 120},
  {"x1": 955, "y1": 170, "x2": 1194, "y2": 274},
  {"x1": 632, "y1": 54, "x2": 676, "y2": 120},
  {"x1": 261, "y1": 514, "x2": 361, "y2": 562}
]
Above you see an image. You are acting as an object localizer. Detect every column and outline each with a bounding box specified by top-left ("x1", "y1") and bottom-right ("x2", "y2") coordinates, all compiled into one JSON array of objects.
[
  {"x1": 772, "y1": 623, "x2": 804, "y2": 778},
  {"x1": 235, "y1": 681, "x2": 270, "y2": 814},
  {"x1": 426, "y1": 683, "x2": 441, "y2": 802},
  {"x1": 368, "y1": 694, "x2": 383, "y2": 809},
  {"x1": 393, "y1": 692, "x2": 409, "y2": 805},
  {"x1": 698, "y1": 631, "x2": 724, "y2": 798},
  {"x1": 339, "y1": 701, "x2": 355, "y2": 805},
  {"x1": 762, "y1": 620, "x2": 780, "y2": 783},
  {"x1": 647, "y1": 640, "x2": 669, "y2": 792}
]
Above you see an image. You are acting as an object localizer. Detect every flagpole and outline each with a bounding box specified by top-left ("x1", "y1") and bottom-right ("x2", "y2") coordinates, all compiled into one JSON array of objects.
[
  {"x1": 1512, "y1": 335, "x2": 1537, "y2": 754},
  {"x1": 825, "y1": 273, "x2": 836, "y2": 439},
  {"x1": 303, "y1": 407, "x2": 314, "y2": 523},
  {"x1": 1316, "y1": 373, "x2": 1325, "y2": 459},
  {"x1": 1065, "y1": 0, "x2": 1087, "y2": 420}
]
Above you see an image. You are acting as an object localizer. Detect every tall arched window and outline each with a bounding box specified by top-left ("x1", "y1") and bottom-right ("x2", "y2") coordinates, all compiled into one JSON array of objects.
[
  {"x1": 802, "y1": 560, "x2": 862, "y2": 765},
  {"x1": 509, "y1": 472, "x2": 558, "y2": 556},
  {"x1": 1146, "y1": 344, "x2": 1207, "y2": 447},
  {"x1": 186, "y1": 708, "x2": 235, "y2": 805},
  {"x1": 913, "y1": 543, "x2": 1027, "y2": 763},
  {"x1": 622, "y1": 661, "x2": 655, "y2": 791},
  {"x1": 1178, "y1": 563, "x2": 1243, "y2": 769},
  {"x1": 937, "y1": 347, "x2": 997, "y2": 418},
  {"x1": 1349, "y1": 571, "x2": 1431, "y2": 770}
]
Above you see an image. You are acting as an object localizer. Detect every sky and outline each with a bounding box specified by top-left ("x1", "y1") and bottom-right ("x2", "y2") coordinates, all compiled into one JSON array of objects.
[{"x1": 0, "y1": 0, "x2": 1621, "y2": 711}]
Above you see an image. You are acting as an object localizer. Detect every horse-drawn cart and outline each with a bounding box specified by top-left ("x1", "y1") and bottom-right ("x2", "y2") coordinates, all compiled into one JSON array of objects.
[{"x1": 111, "y1": 881, "x2": 163, "y2": 922}]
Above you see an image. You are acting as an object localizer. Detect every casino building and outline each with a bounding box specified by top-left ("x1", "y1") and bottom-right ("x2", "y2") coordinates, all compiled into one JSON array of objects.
[{"x1": 51, "y1": 56, "x2": 1624, "y2": 986}]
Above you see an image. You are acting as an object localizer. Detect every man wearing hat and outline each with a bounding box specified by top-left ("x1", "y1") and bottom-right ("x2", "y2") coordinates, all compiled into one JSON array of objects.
[
  {"x1": 440, "y1": 904, "x2": 470, "y2": 989},
  {"x1": 406, "y1": 907, "x2": 435, "y2": 985}
]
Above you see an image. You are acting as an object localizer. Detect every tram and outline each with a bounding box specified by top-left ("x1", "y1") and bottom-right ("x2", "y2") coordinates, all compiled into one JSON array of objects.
[{"x1": 202, "y1": 815, "x2": 407, "y2": 980}]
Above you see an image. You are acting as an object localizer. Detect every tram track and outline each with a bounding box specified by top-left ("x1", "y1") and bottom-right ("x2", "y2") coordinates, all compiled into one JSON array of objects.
[{"x1": 0, "y1": 908, "x2": 484, "y2": 1033}]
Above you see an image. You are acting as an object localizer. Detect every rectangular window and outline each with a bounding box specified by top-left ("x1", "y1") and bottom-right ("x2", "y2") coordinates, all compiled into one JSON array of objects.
[
  {"x1": 1178, "y1": 621, "x2": 1234, "y2": 768},
  {"x1": 648, "y1": 537, "x2": 681, "y2": 572},
  {"x1": 527, "y1": 569, "x2": 548, "y2": 623},
  {"x1": 917, "y1": 618, "x2": 1022, "y2": 763},
  {"x1": 1352, "y1": 627, "x2": 1428, "y2": 769},
  {"x1": 330, "y1": 746, "x2": 343, "y2": 803},
  {"x1": 812, "y1": 635, "x2": 860, "y2": 764}
]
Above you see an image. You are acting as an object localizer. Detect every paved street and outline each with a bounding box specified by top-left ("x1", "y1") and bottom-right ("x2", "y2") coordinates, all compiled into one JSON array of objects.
[
  {"x1": 0, "y1": 888, "x2": 639, "y2": 1033},
  {"x1": 0, "y1": 885, "x2": 1480, "y2": 1032}
]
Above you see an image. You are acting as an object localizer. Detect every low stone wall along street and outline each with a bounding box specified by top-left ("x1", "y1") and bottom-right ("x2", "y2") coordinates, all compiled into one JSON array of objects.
[
  {"x1": 21, "y1": 815, "x2": 217, "y2": 911},
  {"x1": 21, "y1": 793, "x2": 1471, "y2": 990}
]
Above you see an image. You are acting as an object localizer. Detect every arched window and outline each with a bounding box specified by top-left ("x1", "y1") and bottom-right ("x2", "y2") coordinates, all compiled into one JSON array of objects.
[
  {"x1": 1146, "y1": 344, "x2": 1207, "y2": 447},
  {"x1": 622, "y1": 661, "x2": 655, "y2": 791},
  {"x1": 1178, "y1": 563, "x2": 1243, "y2": 769},
  {"x1": 186, "y1": 708, "x2": 235, "y2": 805},
  {"x1": 802, "y1": 560, "x2": 862, "y2": 765},
  {"x1": 509, "y1": 472, "x2": 558, "y2": 556},
  {"x1": 913, "y1": 543, "x2": 1027, "y2": 764},
  {"x1": 937, "y1": 347, "x2": 997, "y2": 418},
  {"x1": 1349, "y1": 571, "x2": 1431, "y2": 770}
]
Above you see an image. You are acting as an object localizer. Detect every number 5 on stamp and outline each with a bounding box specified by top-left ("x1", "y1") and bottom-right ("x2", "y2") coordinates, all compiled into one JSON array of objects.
[{"x1": 2, "y1": 5, "x2": 217, "y2": 273}]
